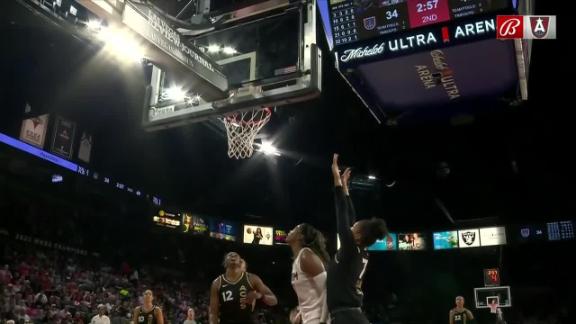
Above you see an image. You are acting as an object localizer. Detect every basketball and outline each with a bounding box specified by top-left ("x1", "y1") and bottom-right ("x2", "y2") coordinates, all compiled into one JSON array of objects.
[{"x1": 247, "y1": 228, "x2": 252, "y2": 234}]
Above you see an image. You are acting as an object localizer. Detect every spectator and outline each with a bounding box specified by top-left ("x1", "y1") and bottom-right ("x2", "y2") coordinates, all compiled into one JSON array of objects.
[
  {"x1": 183, "y1": 308, "x2": 196, "y2": 324},
  {"x1": 90, "y1": 304, "x2": 110, "y2": 324},
  {"x1": 0, "y1": 242, "x2": 285, "y2": 324}
]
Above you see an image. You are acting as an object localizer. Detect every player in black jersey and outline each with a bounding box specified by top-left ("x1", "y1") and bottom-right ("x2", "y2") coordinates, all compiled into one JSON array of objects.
[
  {"x1": 132, "y1": 290, "x2": 164, "y2": 324},
  {"x1": 327, "y1": 154, "x2": 388, "y2": 324},
  {"x1": 209, "y1": 252, "x2": 278, "y2": 324},
  {"x1": 449, "y1": 296, "x2": 475, "y2": 324},
  {"x1": 252, "y1": 228, "x2": 263, "y2": 245}
]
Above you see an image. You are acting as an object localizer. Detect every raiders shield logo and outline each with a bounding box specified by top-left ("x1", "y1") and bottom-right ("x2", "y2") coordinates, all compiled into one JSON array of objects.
[
  {"x1": 363, "y1": 16, "x2": 376, "y2": 31},
  {"x1": 461, "y1": 231, "x2": 476, "y2": 245},
  {"x1": 521, "y1": 228, "x2": 530, "y2": 238},
  {"x1": 529, "y1": 16, "x2": 549, "y2": 39}
]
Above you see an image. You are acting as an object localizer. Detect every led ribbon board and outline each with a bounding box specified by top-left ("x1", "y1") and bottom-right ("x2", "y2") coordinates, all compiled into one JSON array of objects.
[
  {"x1": 0, "y1": 132, "x2": 78, "y2": 172},
  {"x1": 336, "y1": 13, "x2": 503, "y2": 69}
]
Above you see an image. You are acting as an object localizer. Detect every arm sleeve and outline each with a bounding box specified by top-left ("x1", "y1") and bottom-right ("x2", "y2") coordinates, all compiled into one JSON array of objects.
[
  {"x1": 345, "y1": 195, "x2": 357, "y2": 224},
  {"x1": 335, "y1": 186, "x2": 356, "y2": 257}
]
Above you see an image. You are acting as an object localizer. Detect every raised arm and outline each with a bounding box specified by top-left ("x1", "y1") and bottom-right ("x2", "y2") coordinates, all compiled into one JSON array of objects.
[{"x1": 332, "y1": 154, "x2": 355, "y2": 254}]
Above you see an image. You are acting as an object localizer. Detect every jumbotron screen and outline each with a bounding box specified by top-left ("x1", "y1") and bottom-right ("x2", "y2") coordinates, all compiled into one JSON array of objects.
[
  {"x1": 328, "y1": 0, "x2": 510, "y2": 46},
  {"x1": 398, "y1": 232, "x2": 426, "y2": 250},
  {"x1": 181, "y1": 213, "x2": 209, "y2": 235},
  {"x1": 274, "y1": 229, "x2": 288, "y2": 244},
  {"x1": 209, "y1": 219, "x2": 238, "y2": 242},
  {"x1": 367, "y1": 233, "x2": 397, "y2": 251},
  {"x1": 152, "y1": 209, "x2": 181, "y2": 229},
  {"x1": 243, "y1": 225, "x2": 274, "y2": 246},
  {"x1": 433, "y1": 230, "x2": 458, "y2": 250}
]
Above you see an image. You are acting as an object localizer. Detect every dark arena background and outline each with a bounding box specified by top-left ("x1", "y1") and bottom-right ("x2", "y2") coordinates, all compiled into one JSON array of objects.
[{"x1": 0, "y1": 0, "x2": 573, "y2": 324}]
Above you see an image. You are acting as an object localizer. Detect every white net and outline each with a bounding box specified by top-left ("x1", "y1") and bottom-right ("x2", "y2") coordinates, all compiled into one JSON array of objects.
[{"x1": 222, "y1": 107, "x2": 272, "y2": 159}]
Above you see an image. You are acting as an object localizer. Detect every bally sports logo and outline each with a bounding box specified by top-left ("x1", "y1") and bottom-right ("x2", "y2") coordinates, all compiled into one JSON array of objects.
[{"x1": 497, "y1": 15, "x2": 556, "y2": 39}]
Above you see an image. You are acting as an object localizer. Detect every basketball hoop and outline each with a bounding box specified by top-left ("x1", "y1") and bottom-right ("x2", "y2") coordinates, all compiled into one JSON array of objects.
[{"x1": 222, "y1": 107, "x2": 272, "y2": 159}]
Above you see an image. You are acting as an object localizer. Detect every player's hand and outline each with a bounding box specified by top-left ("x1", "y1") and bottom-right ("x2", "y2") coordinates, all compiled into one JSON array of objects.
[
  {"x1": 341, "y1": 167, "x2": 351, "y2": 194},
  {"x1": 246, "y1": 290, "x2": 262, "y2": 304},
  {"x1": 289, "y1": 308, "x2": 302, "y2": 324},
  {"x1": 291, "y1": 313, "x2": 302, "y2": 324},
  {"x1": 332, "y1": 154, "x2": 343, "y2": 187},
  {"x1": 332, "y1": 154, "x2": 341, "y2": 177}
]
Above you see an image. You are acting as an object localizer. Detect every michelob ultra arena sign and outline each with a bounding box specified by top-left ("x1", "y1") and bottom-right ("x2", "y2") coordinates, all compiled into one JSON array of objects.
[{"x1": 336, "y1": 13, "x2": 499, "y2": 69}]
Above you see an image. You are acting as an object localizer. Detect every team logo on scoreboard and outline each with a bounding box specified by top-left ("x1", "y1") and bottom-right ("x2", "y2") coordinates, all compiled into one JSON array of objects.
[
  {"x1": 520, "y1": 228, "x2": 530, "y2": 238},
  {"x1": 496, "y1": 16, "x2": 523, "y2": 39},
  {"x1": 497, "y1": 15, "x2": 556, "y2": 39},
  {"x1": 363, "y1": 16, "x2": 376, "y2": 31},
  {"x1": 529, "y1": 16, "x2": 550, "y2": 39}
]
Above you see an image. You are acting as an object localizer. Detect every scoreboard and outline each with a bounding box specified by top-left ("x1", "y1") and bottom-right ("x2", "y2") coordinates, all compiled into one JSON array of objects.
[{"x1": 329, "y1": 0, "x2": 510, "y2": 46}]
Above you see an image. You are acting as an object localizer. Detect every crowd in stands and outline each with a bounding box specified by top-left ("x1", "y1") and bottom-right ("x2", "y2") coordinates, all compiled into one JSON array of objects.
[
  {"x1": 0, "y1": 241, "x2": 279, "y2": 324},
  {"x1": 2, "y1": 236, "x2": 576, "y2": 324}
]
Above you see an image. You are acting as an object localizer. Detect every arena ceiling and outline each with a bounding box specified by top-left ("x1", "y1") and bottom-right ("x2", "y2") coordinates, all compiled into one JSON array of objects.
[{"x1": 0, "y1": 0, "x2": 571, "y2": 232}]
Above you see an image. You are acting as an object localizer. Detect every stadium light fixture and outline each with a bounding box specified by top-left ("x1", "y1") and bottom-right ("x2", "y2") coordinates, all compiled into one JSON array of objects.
[
  {"x1": 208, "y1": 44, "x2": 221, "y2": 53},
  {"x1": 97, "y1": 26, "x2": 145, "y2": 63},
  {"x1": 259, "y1": 141, "x2": 281, "y2": 156},
  {"x1": 222, "y1": 46, "x2": 238, "y2": 55},
  {"x1": 86, "y1": 19, "x2": 102, "y2": 31},
  {"x1": 164, "y1": 87, "x2": 187, "y2": 102}
]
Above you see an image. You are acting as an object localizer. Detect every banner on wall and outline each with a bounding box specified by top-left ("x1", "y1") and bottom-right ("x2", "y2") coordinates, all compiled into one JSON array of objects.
[
  {"x1": 78, "y1": 131, "x2": 93, "y2": 163},
  {"x1": 51, "y1": 117, "x2": 76, "y2": 159},
  {"x1": 19, "y1": 114, "x2": 49, "y2": 148}
]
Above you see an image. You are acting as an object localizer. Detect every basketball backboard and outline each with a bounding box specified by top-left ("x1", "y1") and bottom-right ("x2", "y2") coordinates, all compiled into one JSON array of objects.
[
  {"x1": 11, "y1": 0, "x2": 321, "y2": 135},
  {"x1": 474, "y1": 286, "x2": 512, "y2": 309},
  {"x1": 142, "y1": 0, "x2": 322, "y2": 131}
]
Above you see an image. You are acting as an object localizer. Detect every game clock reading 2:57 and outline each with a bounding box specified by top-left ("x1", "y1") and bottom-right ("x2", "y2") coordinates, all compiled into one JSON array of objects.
[{"x1": 407, "y1": 0, "x2": 451, "y2": 28}]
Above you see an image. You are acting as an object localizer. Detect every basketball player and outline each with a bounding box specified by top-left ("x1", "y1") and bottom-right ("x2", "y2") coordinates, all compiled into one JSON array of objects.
[
  {"x1": 449, "y1": 296, "x2": 475, "y2": 324},
  {"x1": 132, "y1": 290, "x2": 164, "y2": 324},
  {"x1": 252, "y1": 228, "x2": 263, "y2": 245},
  {"x1": 209, "y1": 252, "x2": 277, "y2": 324},
  {"x1": 327, "y1": 154, "x2": 388, "y2": 324},
  {"x1": 286, "y1": 223, "x2": 331, "y2": 324}
]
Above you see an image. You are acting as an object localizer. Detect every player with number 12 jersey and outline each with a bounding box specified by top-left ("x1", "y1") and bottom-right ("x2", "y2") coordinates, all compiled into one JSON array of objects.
[{"x1": 209, "y1": 252, "x2": 277, "y2": 324}]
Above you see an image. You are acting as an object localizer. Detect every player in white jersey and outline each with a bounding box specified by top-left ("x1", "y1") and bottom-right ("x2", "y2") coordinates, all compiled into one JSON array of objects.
[{"x1": 287, "y1": 223, "x2": 331, "y2": 324}]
